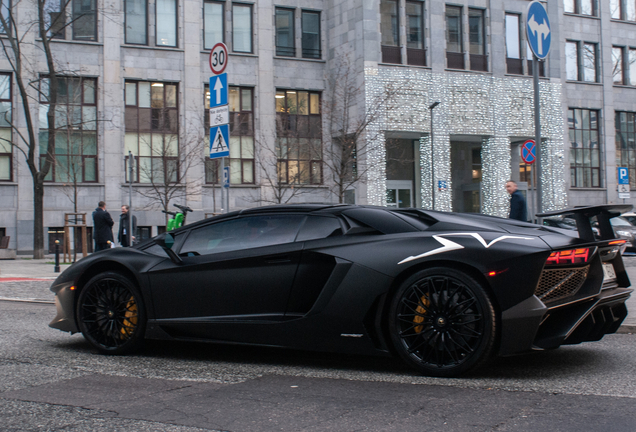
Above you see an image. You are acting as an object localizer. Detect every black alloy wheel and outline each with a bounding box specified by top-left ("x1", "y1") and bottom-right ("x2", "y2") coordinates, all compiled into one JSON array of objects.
[
  {"x1": 388, "y1": 268, "x2": 496, "y2": 377},
  {"x1": 77, "y1": 271, "x2": 146, "y2": 355}
]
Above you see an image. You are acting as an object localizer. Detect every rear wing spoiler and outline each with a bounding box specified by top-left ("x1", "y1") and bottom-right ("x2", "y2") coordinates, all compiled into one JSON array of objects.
[{"x1": 538, "y1": 205, "x2": 633, "y2": 242}]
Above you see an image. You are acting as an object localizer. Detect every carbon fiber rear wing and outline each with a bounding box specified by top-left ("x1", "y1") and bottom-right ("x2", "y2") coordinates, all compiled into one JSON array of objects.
[{"x1": 538, "y1": 205, "x2": 633, "y2": 242}]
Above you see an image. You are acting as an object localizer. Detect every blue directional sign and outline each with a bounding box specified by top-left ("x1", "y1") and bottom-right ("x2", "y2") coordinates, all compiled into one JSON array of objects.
[
  {"x1": 209, "y1": 73, "x2": 228, "y2": 108},
  {"x1": 526, "y1": 1, "x2": 551, "y2": 60},
  {"x1": 223, "y1": 166, "x2": 230, "y2": 188},
  {"x1": 618, "y1": 167, "x2": 629, "y2": 185},
  {"x1": 210, "y1": 124, "x2": 230, "y2": 159}
]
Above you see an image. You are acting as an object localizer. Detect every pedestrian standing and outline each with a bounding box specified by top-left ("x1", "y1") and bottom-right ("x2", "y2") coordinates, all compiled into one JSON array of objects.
[
  {"x1": 92, "y1": 201, "x2": 114, "y2": 252},
  {"x1": 118, "y1": 205, "x2": 137, "y2": 247},
  {"x1": 506, "y1": 180, "x2": 528, "y2": 222}
]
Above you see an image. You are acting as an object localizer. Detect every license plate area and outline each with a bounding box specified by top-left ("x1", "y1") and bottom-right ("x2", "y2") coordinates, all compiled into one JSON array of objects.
[{"x1": 602, "y1": 263, "x2": 617, "y2": 283}]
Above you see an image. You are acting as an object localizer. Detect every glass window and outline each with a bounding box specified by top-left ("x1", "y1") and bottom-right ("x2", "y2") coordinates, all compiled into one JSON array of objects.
[
  {"x1": 180, "y1": 215, "x2": 306, "y2": 256},
  {"x1": 275, "y1": 8, "x2": 294, "y2": 57},
  {"x1": 276, "y1": 90, "x2": 322, "y2": 185},
  {"x1": 232, "y1": 3, "x2": 252, "y2": 53},
  {"x1": 570, "y1": 108, "x2": 601, "y2": 188},
  {"x1": 445, "y1": 6, "x2": 462, "y2": 53},
  {"x1": 406, "y1": 1, "x2": 423, "y2": 50},
  {"x1": 468, "y1": 9, "x2": 484, "y2": 55},
  {"x1": 302, "y1": 11, "x2": 321, "y2": 59},
  {"x1": 125, "y1": 0, "x2": 147, "y2": 44},
  {"x1": 380, "y1": 0, "x2": 399, "y2": 47},
  {"x1": 0, "y1": 73, "x2": 11, "y2": 181},
  {"x1": 125, "y1": 81, "x2": 179, "y2": 183},
  {"x1": 156, "y1": 0, "x2": 177, "y2": 46},
  {"x1": 564, "y1": 0, "x2": 575, "y2": 13},
  {"x1": 611, "y1": 0, "x2": 621, "y2": 19},
  {"x1": 629, "y1": 0, "x2": 636, "y2": 21},
  {"x1": 0, "y1": 0, "x2": 10, "y2": 34},
  {"x1": 630, "y1": 48, "x2": 636, "y2": 85},
  {"x1": 566, "y1": 41, "x2": 579, "y2": 81},
  {"x1": 72, "y1": 0, "x2": 96, "y2": 41},
  {"x1": 296, "y1": 216, "x2": 343, "y2": 241},
  {"x1": 205, "y1": 86, "x2": 254, "y2": 184},
  {"x1": 44, "y1": 0, "x2": 66, "y2": 39},
  {"x1": 583, "y1": 43, "x2": 597, "y2": 82},
  {"x1": 616, "y1": 111, "x2": 636, "y2": 188},
  {"x1": 204, "y1": 1, "x2": 224, "y2": 49},
  {"x1": 39, "y1": 77, "x2": 97, "y2": 183},
  {"x1": 613, "y1": 47, "x2": 625, "y2": 85},
  {"x1": 580, "y1": 0, "x2": 594, "y2": 15},
  {"x1": 505, "y1": 14, "x2": 520, "y2": 59}
]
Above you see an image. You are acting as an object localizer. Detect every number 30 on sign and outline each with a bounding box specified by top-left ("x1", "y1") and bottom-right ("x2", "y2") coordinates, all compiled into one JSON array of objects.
[{"x1": 209, "y1": 42, "x2": 228, "y2": 75}]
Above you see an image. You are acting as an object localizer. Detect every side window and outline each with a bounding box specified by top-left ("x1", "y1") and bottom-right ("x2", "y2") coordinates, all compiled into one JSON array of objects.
[
  {"x1": 180, "y1": 215, "x2": 305, "y2": 256},
  {"x1": 297, "y1": 216, "x2": 343, "y2": 241}
]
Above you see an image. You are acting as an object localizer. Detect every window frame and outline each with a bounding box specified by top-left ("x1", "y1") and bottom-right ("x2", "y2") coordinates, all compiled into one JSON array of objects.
[
  {"x1": 124, "y1": 0, "x2": 149, "y2": 45},
  {"x1": 0, "y1": 72, "x2": 12, "y2": 182},
  {"x1": 564, "y1": 0, "x2": 597, "y2": 17},
  {"x1": 505, "y1": 13, "x2": 522, "y2": 75},
  {"x1": 405, "y1": 0, "x2": 425, "y2": 66},
  {"x1": 616, "y1": 111, "x2": 636, "y2": 188},
  {"x1": 275, "y1": 89, "x2": 323, "y2": 185},
  {"x1": 468, "y1": 7, "x2": 487, "y2": 72},
  {"x1": 124, "y1": 80, "x2": 180, "y2": 184},
  {"x1": 232, "y1": 2, "x2": 253, "y2": 53},
  {"x1": 301, "y1": 9, "x2": 321, "y2": 59},
  {"x1": 613, "y1": 46, "x2": 626, "y2": 85},
  {"x1": 155, "y1": 0, "x2": 178, "y2": 47},
  {"x1": 72, "y1": 0, "x2": 97, "y2": 41},
  {"x1": 569, "y1": 108, "x2": 601, "y2": 188},
  {"x1": 204, "y1": 0, "x2": 224, "y2": 49},
  {"x1": 445, "y1": 5, "x2": 464, "y2": 70},
  {"x1": 39, "y1": 76, "x2": 99, "y2": 184},
  {"x1": 275, "y1": 7, "x2": 295, "y2": 57}
]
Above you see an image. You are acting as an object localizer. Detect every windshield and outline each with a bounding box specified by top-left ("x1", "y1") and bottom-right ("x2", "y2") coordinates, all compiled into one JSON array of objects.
[{"x1": 611, "y1": 217, "x2": 632, "y2": 226}]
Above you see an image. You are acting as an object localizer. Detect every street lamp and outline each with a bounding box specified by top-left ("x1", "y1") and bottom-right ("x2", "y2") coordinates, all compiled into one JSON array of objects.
[{"x1": 429, "y1": 101, "x2": 440, "y2": 210}]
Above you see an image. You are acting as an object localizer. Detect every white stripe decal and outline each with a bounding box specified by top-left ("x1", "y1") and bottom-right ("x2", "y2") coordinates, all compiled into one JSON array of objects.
[{"x1": 398, "y1": 233, "x2": 535, "y2": 265}]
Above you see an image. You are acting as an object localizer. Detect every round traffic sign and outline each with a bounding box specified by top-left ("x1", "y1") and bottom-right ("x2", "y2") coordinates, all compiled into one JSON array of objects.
[
  {"x1": 526, "y1": 1, "x2": 551, "y2": 59},
  {"x1": 209, "y1": 42, "x2": 228, "y2": 75},
  {"x1": 521, "y1": 140, "x2": 536, "y2": 164}
]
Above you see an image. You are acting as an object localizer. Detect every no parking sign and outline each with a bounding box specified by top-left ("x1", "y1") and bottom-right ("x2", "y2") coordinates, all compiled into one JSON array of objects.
[{"x1": 521, "y1": 140, "x2": 536, "y2": 164}]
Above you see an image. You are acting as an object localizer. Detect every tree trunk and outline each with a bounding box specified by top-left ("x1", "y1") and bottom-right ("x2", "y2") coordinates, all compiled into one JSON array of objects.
[{"x1": 33, "y1": 179, "x2": 44, "y2": 259}]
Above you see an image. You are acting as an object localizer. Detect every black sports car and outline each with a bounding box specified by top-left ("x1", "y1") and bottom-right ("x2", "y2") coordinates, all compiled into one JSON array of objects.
[{"x1": 49, "y1": 204, "x2": 633, "y2": 377}]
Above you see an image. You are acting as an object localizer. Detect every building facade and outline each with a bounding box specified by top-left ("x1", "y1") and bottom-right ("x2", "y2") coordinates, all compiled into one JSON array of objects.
[{"x1": 0, "y1": 0, "x2": 632, "y2": 253}]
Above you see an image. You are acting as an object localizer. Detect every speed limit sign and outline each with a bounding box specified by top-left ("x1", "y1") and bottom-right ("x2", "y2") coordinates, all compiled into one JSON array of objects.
[{"x1": 209, "y1": 42, "x2": 228, "y2": 75}]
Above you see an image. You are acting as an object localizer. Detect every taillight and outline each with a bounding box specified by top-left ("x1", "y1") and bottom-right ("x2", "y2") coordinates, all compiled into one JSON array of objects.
[{"x1": 546, "y1": 248, "x2": 591, "y2": 266}]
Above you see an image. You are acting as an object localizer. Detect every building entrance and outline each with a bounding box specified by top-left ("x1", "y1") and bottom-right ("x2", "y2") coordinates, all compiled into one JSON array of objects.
[
  {"x1": 385, "y1": 138, "x2": 417, "y2": 208},
  {"x1": 451, "y1": 140, "x2": 482, "y2": 213}
]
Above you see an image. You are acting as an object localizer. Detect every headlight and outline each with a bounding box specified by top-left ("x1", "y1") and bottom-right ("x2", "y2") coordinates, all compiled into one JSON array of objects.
[{"x1": 616, "y1": 230, "x2": 633, "y2": 238}]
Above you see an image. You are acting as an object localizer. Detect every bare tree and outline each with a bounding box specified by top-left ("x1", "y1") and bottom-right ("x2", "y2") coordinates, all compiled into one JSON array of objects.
[
  {"x1": 323, "y1": 56, "x2": 400, "y2": 203},
  {"x1": 132, "y1": 114, "x2": 203, "y2": 226},
  {"x1": 0, "y1": 0, "x2": 99, "y2": 257}
]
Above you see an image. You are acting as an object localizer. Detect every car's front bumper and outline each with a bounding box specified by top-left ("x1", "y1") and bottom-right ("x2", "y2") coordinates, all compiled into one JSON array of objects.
[{"x1": 49, "y1": 282, "x2": 79, "y2": 334}]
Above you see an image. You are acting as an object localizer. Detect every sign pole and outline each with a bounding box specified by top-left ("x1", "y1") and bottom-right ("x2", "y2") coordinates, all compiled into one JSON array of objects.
[{"x1": 533, "y1": 56, "x2": 542, "y2": 217}]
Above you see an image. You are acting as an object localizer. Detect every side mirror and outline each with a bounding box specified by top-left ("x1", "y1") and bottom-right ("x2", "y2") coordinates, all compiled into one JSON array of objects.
[{"x1": 154, "y1": 233, "x2": 182, "y2": 265}]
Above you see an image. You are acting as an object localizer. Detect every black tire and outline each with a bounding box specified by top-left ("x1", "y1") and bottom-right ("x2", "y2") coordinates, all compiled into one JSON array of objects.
[
  {"x1": 388, "y1": 268, "x2": 496, "y2": 377},
  {"x1": 77, "y1": 271, "x2": 146, "y2": 355}
]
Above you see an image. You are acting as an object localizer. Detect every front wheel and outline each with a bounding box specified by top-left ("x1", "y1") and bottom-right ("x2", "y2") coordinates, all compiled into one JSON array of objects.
[
  {"x1": 77, "y1": 271, "x2": 146, "y2": 355},
  {"x1": 388, "y1": 268, "x2": 496, "y2": 377}
]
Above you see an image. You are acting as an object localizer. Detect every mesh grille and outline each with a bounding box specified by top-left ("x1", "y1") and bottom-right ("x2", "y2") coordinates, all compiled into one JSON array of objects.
[{"x1": 535, "y1": 266, "x2": 589, "y2": 304}]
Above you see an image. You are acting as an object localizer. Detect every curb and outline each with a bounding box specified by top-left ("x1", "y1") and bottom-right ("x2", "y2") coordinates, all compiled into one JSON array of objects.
[{"x1": 0, "y1": 297, "x2": 54, "y2": 304}]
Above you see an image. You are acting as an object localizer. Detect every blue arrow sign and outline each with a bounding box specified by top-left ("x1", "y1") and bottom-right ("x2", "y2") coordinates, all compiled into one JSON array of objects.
[
  {"x1": 526, "y1": 1, "x2": 551, "y2": 60},
  {"x1": 210, "y1": 124, "x2": 230, "y2": 159},
  {"x1": 618, "y1": 167, "x2": 629, "y2": 185},
  {"x1": 209, "y1": 73, "x2": 228, "y2": 108}
]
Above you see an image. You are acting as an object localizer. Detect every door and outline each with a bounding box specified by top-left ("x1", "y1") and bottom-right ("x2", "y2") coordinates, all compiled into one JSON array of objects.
[
  {"x1": 386, "y1": 180, "x2": 413, "y2": 208},
  {"x1": 147, "y1": 214, "x2": 306, "y2": 324}
]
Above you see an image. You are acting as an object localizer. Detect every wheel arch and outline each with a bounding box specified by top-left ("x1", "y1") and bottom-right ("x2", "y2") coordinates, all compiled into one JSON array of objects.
[{"x1": 378, "y1": 259, "x2": 503, "y2": 355}]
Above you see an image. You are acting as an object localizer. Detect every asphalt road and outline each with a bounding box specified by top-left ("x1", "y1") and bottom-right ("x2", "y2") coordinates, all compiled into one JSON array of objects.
[{"x1": 1, "y1": 300, "x2": 635, "y2": 431}]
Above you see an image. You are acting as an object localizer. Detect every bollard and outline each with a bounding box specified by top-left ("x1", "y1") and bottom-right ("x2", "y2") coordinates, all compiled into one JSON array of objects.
[{"x1": 54, "y1": 240, "x2": 60, "y2": 273}]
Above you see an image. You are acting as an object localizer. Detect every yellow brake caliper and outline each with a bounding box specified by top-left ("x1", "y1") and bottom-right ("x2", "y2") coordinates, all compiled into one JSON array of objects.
[
  {"x1": 413, "y1": 295, "x2": 430, "y2": 333},
  {"x1": 121, "y1": 297, "x2": 138, "y2": 338}
]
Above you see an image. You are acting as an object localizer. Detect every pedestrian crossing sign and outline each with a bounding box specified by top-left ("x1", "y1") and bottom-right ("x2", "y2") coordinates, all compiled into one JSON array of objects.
[{"x1": 210, "y1": 124, "x2": 230, "y2": 159}]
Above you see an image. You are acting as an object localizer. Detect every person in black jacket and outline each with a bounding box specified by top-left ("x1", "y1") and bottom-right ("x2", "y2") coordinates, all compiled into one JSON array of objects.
[
  {"x1": 92, "y1": 201, "x2": 114, "y2": 251},
  {"x1": 118, "y1": 205, "x2": 137, "y2": 247},
  {"x1": 506, "y1": 180, "x2": 527, "y2": 222}
]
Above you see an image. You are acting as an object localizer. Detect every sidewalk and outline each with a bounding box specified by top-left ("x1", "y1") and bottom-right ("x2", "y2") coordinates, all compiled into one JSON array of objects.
[{"x1": 1, "y1": 254, "x2": 635, "y2": 332}]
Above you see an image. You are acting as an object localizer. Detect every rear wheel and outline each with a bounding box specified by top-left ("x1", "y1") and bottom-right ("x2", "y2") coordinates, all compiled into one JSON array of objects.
[
  {"x1": 388, "y1": 268, "x2": 496, "y2": 377},
  {"x1": 77, "y1": 271, "x2": 146, "y2": 355}
]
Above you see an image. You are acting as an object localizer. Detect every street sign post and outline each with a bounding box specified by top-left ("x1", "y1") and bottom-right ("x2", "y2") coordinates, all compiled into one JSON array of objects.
[
  {"x1": 521, "y1": 140, "x2": 536, "y2": 164},
  {"x1": 208, "y1": 42, "x2": 229, "y2": 212},
  {"x1": 618, "y1": 167, "x2": 630, "y2": 199},
  {"x1": 526, "y1": 1, "x2": 551, "y2": 218}
]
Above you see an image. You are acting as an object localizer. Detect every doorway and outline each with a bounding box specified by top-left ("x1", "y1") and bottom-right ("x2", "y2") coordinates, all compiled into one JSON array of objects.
[
  {"x1": 451, "y1": 140, "x2": 482, "y2": 213},
  {"x1": 386, "y1": 138, "x2": 416, "y2": 208}
]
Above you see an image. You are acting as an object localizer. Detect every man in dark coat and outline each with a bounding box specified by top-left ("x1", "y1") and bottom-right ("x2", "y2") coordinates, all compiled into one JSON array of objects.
[
  {"x1": 506, "y1": 180, "x2": 528, "y2": 222},
  {"x1": 92, "y1": 201, "x2": 114, "y2": 251},
  {"x1": 118, "y1": 205, "x2": 137, "y2": 247}
]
